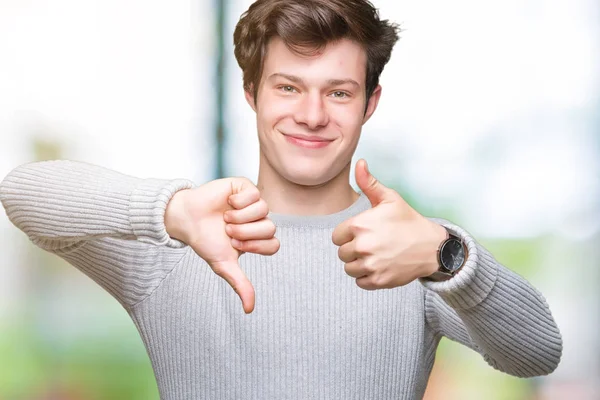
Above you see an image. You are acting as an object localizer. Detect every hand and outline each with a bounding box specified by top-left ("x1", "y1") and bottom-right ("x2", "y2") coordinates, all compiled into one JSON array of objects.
[
  {"x1": 332, "y1": 159, "x2": 447, "y2": 290},
  {"x1": 165, "y1": 177, "x2": 280, "y2": 313}
]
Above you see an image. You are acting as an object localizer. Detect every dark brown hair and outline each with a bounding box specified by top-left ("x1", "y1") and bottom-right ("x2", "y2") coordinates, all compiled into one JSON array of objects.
[{"x1": 233, "y1": 0, "x2": 400, "y2": 102}]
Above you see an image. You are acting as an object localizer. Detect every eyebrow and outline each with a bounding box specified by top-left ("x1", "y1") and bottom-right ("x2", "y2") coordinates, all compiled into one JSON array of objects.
[
  {"x1": 327, "y1": 78, "x2": 360, "y2": 88},
  {"x1": 268, "y1": 73, "x2": 360, "y2": 88}
]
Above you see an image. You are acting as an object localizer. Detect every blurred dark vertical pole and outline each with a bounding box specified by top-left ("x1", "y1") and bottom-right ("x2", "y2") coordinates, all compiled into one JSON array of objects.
[{"x1": 215, "y1": 0, "x2": 226, "y2": 178}]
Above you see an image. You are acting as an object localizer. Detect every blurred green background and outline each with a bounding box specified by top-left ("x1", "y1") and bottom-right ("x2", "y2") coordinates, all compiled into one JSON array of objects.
[{"x1": 0, "y1": 0, "x2": 598, "y2": 399}]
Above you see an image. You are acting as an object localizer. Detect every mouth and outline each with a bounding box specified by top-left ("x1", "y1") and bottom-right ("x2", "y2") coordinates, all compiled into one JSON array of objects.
[
  {"x1": 284, "y1": 133, "x2": 334, "y2": 142},
  {"x1": 283, "y1": 133, "x2": 334, "y2": 149}
]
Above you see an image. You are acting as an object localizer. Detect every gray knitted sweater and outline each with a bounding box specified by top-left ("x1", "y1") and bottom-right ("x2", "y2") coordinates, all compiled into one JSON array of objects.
[{"x1": 0, "y1": 160, "x2": 562, "y2": 399}]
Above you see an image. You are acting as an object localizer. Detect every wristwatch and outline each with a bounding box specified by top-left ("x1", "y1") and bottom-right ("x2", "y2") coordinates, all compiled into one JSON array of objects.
[{"x1": 425, "y1": 229, "x2": 468, "y2": 282}]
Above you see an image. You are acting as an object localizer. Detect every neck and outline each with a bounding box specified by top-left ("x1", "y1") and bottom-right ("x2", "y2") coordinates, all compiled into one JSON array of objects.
[{"x1": 256, "y1": 155, "x2": 360, "y2": 216}]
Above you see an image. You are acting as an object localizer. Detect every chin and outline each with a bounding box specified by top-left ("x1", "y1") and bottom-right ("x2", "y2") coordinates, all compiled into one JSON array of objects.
[
  {"x1": 287, "y1": 175, "x2": 329, "y2": 187},
  {"x1": 278, "y1": 162, "x2": 337, "y2": 187}
]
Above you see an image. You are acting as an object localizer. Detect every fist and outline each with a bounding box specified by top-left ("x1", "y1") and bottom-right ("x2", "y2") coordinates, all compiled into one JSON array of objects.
[{"x1": 165, "y1": 177, "x2": 280, "y2": 313}]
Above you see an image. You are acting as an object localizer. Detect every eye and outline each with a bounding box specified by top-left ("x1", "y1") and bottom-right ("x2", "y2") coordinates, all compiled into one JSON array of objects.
[
  {"x1": 279, "y1": 85, "x2": 297, "y2": 93},
  {"x1": 330, "y1": 91, "x2": 349, "y2": 98}
]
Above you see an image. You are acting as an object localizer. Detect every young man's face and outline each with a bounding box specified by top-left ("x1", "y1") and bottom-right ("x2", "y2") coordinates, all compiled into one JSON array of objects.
[{"x1": 245, "y1": 37, "x2": 381, "y2": 188}]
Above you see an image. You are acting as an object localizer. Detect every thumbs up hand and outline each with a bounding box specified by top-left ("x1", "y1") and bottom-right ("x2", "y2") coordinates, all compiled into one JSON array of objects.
[
  {"x1": 332, "y1": 159, "x2": 448, "y2": 290},
  {"x1": 165, "y1": 177, "x2": 279, "y2": 314}
]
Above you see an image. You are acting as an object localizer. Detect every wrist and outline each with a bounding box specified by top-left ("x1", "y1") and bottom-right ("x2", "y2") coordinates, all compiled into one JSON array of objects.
[
  {"x1": 164, "y1": 188, "x2": 191, "y2": 243},
  {"x1": 421, "y1": 223, "x2": 449, "y2": 278},
  {"x1": 423, "y1": 225, "x2": 468, "y2": 282}
]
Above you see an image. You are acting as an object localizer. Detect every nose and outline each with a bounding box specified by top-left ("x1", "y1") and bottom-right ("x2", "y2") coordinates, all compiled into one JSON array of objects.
[{"x1": 294, "y1": 91, "x2": 329, "y2": 130}]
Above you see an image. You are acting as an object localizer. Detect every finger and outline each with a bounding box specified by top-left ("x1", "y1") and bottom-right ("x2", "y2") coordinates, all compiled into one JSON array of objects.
[
  {"x1": 332, "y1": 218, "x2": 354, "y2": 246},
  {"x1": 228, "y1": 188, "x2": 260, "y2": 210},
  {"x1": 355, "y1": 275, "x2": 379, "y2": 291},
  {"x1": 209, "y1": 260, "x2": 256, "y2": 314},
  {"x1": 344, "y1": 259, "x2": 366, "y2": 278},
  {"x1": 225, "y1": 219, "x2": 276, "y2": 241},
  {"x1": 337, "y1": 242, "x2": 358, "y2": 263},
  {"x1": 223, "y1": 199, "x2": 269, "y2": 224},
  {"x1": 231, "y1": 237, "x2": 280, "y2": 256}
]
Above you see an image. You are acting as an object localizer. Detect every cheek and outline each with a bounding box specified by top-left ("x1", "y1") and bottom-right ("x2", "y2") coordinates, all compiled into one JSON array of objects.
[
  {"x1": 257, "y1": 94, "x2": 292, "y2": 126},
  {"x1": 331, "y1": 104, "x2": 365, "y2": 133}
]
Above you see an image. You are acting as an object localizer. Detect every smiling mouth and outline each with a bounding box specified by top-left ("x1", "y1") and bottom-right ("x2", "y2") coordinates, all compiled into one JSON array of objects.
[
  {"x1": 283, "y1": 134, "x2": 333, "y2": 149},
  {"x1": 281, "y1": 132, "x2": 334, "y2": 142}
]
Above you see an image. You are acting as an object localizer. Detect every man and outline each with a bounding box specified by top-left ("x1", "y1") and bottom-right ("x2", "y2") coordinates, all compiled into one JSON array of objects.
[{"x1": 0, "y1": 0, "x2": 562, "y2": 398}]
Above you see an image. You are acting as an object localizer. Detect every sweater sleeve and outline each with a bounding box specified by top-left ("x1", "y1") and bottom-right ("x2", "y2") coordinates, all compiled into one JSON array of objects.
[
  {"x1": 420, "y1": 217, "x2": 563, "y2": 377},
  {"x1": 0, "y1": 159, "x2": 196, "y2": 308}
]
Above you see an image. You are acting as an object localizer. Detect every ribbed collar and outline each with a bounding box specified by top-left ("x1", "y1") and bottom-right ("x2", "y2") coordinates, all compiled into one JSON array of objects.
[{"x1": 267, "y1": 191, "x2": 371, "y2": 229}]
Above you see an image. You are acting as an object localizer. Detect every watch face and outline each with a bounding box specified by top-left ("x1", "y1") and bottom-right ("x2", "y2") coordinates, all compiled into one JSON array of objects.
[{"x1": 440, "y1": 238, "x2": 465, "y2": 273}]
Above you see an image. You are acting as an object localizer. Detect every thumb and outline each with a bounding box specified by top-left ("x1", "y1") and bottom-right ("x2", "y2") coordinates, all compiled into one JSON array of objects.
[
  {"x1": 355, "y1": 158, "x2": 392, "y2": 207},
  {"x1": 210, "y1": 260, "x2": 255, "y2": 314}
]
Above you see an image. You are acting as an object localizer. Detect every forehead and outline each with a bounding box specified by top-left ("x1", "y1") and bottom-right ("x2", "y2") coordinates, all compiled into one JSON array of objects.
[{"x1": 262, "y1": 37, "x2": 367, "y2": 86}]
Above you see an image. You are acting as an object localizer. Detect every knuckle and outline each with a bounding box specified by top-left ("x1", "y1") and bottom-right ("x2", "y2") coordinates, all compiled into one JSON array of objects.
[
  {"x1": 362, "y1": 281, "x2": 377, "y2": 291},
  {"x1": 238, "y1": 176, "x2": 254, "y2": 188},
  {"x1": 269, "y1": 239, "x2": 280, "y2": 254},
  {"x1": 367, "y1": 177, "x2": 379, "y2": 192},
  {"x1": 210, "y1": 261, "x2": 228, "y2": 277},
  {"x1": 371, "y1": 274, "x2": 385, "y2": 288},
  {"x1": 349, "y1": 218, "x2": 363, "y2": 232},
  {"x1": 261, "y1": 218, "x2": 276, "y2": 234},
  {"x1": 338, "y1": 246, "x2": 350, "y2": 262},
  {"x1": 227, "y1": 223, "x2": 238, "y2": 236},
  {"x1": 363, "y1": 257, "x2": 377, "y2": 274},
  {"x1": 238, "y1": 240, "x2": 251, "y2": 252},
  {"x1": 343, "y1": 263, "x2": 352, "y2": 275},
  {"x1": 224, "y1": 211, "x2": 237, "y2": 223},
  {"x1": 259, "y1": 239, "x2": 279, "y2": 255},
  {"x1": 362, "y1": 259, "x2": 376, "y2": 274},
  {"x1": 247, "y1": 184, "x2": 260, "y2": 198},
  {"x1": 258, "y1": 200, "x2": 269, "y2": 216},
  {"x1": 337, "y1": 246, "x2": 348, "y2": 262},
  {"x1": 355, "y1": 278, "x2": 368, "y2": 290},
  {"x1": 354, "y1": 239, "x2": 367, "y2": 255}
]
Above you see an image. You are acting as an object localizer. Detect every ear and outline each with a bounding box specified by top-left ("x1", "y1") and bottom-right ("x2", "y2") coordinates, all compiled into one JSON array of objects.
[
  {"x1": 362, "y1": 84, "x2": 382, "y2": 125},
  {"x1": 244, "y1": 86, "x2": 257, "y2": 113}
]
